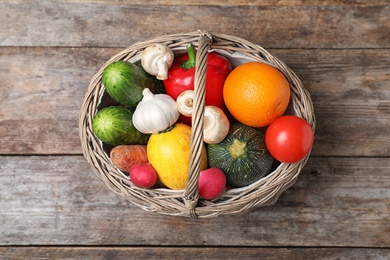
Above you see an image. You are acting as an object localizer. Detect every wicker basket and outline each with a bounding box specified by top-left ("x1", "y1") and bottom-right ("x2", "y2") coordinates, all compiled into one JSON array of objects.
[{"x1": 79, "y1": 31, "x2": 315, "y2": 219}]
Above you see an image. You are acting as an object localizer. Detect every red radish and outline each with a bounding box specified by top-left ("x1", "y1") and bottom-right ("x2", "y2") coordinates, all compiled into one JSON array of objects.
[
  {"x1": 110, "y1": 145, "x2": 148, "y2": 173},
  {"x1": 198, "y1": 168, "x2": 226, "y2": 200},
  {"x1": 129, "y1": 163, "x2": 158, "y2": 188}
]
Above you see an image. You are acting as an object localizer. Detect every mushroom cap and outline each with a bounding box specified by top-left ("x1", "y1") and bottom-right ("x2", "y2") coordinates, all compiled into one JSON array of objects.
[
  {"x1": 203, "y1": 106, "x2": 230, "y2": 144},
  {"x1": 141, "y1": 43, "x2": 174, "y2": 80}
]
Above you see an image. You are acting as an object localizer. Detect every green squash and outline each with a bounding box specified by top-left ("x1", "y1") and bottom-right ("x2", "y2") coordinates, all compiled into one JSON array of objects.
[
  {"x1": 207, "y1": 123, "x2": 274, "y2": 188},
  {"x1": 102, "y1": 61, "x2": 165, "y2": 109}
]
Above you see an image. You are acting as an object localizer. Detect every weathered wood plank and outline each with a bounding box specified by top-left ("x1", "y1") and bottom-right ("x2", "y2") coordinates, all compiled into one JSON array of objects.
[
  {"x1": 1, "y1": 47, "x2": 389, "y2": 156},
  {"x1": 63, "y1": 0, "x2": 390, "y2": 6},
  {"x1": 0, "y1": 47, "x2": 118, "y2": 155},
  {"x1": 281, "y1": 48, "x2": 390, "y2": 157},
  {"x1": 0, "y1": 156, "x2": 389, "y2": 247},
  {"x1": 0, "y1": 2, "x2": 388, "y2": 48},
  {"x1": 1, "y1": 246, "x2": 390, "y2": 259}
]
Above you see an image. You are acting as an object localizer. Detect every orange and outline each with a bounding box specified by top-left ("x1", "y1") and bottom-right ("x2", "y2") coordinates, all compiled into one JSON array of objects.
[{"x1": 223, "y1": 62, "x2": 290, "y2": 127}]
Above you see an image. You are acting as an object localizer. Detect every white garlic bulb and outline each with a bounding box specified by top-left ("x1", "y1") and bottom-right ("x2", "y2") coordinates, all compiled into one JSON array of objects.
[{"x1": 132, "y1": 88, "x2": 179, "y2": 134}]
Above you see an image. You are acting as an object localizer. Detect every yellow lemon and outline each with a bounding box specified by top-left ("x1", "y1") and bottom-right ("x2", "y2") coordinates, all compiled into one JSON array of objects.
[{"x1": 147, "y1": 123, "x2": 208, "y2": 190}]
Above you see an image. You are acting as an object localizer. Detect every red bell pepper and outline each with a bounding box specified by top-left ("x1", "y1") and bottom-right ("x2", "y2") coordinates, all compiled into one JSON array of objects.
[{"x1": 163, "y1": 44, "x2": 232, "y2": 110}]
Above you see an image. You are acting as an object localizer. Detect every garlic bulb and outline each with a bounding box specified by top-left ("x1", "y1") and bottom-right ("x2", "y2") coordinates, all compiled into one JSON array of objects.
[{"x1": 132, "y1": 88, "x2": 179, "y2": 134}]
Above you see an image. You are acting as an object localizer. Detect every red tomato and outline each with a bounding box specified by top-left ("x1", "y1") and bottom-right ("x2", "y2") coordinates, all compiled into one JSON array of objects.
[
  {"x1": 198, "y1": 168, "x2": 226, "y2": 200},
  {"x1": 265, "y1": 116, "x2": 314, "y2": 163}
]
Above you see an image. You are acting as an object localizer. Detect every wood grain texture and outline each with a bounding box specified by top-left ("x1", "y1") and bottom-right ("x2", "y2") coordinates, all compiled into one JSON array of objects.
[
  {"x1": 1, "y1": 47, "x2": 389, "y2": 156},
  {"x1": 1, "y1": 156, "x2": 389, "y2": 247},
  {"x1": 0, "y1": 47, "x2": 118, "y2": 155},
  {"x1": 63, "y1": 0, "x2": 390, "y2": 6},
  {"x1": 0, "y1": 0, "x2": 389, "y2": 255},
  {"x1": 1, "y1": 246, "x2": 390, "y2": 259},
  {"x1": 0, "y1": 2, "x2": 388, "y2": 48}
]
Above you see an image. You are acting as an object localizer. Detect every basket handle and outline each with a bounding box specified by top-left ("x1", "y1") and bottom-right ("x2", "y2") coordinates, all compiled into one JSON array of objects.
[{"x1": 182, "y1": 31, "x2": 213, "y2": 216}]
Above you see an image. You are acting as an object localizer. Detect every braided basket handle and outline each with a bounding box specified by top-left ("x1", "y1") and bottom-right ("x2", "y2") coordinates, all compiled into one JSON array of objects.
[{"x1": 182, "y1": 31, "x2": 213, "y2": 215}]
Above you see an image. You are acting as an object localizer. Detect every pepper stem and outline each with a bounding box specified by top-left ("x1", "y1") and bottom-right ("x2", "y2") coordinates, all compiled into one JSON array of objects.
[{"x1": 180, "y1": 44, "x2": 196, "y2": 69}]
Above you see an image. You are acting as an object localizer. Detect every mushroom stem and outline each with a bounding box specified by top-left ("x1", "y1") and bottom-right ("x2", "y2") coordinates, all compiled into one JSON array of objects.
[
  {"x1": 176, "y1": 90, "x2": 195, "y2": 117},
  {"x1": 156, "y1": 58, "x2": 169, "y2": 80},
  {"x1": 141, "y1": 43, "x2": 174, "y2": 80}
]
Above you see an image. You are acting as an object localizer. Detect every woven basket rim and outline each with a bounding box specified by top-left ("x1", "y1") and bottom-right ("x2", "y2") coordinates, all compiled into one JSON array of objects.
[{"x1": 79, "y1": 30, "x2": 316, "y2": 218}]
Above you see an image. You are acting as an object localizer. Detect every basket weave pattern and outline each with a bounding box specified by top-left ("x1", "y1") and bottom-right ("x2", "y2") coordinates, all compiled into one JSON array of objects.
[{"x1": 79, "y1": 31, "x2": 315, "y2": 218}]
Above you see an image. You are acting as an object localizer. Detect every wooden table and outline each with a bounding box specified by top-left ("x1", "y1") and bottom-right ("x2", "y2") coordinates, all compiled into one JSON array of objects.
[{"x1": 1, "y1": 1, "x2": 389, "y2": 259}]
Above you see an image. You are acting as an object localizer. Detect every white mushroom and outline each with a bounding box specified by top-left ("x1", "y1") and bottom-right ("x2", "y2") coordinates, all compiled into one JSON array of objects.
[
  {"x1": 203, "y1": 106, "x2": 230, "y2": 144},
  {"x1": 176, "y1": 90, "x2": 230, "y2": 144},
  {"x1": 141, "y1": 43, "x2": 174, "y2": 80},
  {"x1": 176, "y1": 90, "x2": 195, "y2": 117}
]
